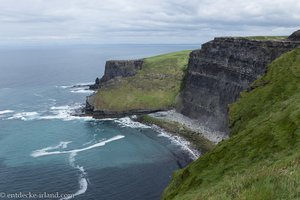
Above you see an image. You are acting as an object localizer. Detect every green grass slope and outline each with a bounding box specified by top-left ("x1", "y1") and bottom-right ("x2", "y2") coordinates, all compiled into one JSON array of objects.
[
  {"x1": 162, "y1": 47, "x2": 300, "y2": 200},
  {"x1": 93, "y1": 50, "x2": 191, "y2": 111},
  {"x1": 242, "y1": 36, "x2": 288, "y2": 40}
]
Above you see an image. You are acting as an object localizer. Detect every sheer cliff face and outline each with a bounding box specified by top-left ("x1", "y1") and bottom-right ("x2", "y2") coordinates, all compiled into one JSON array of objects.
[
  {"x1": 100, "y1": 60, "x2": 143, "y2": 83},
  {"x1": 179, "y1": 38, "x2": 299, "y2": 133}
]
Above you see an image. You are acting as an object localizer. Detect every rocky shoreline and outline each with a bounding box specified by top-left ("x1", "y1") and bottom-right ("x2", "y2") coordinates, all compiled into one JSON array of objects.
[
  {"x1": 148, "y1": 110, "x2": 227, "y2": 143},
  {"x1": 136, "y1": 113, "x2": 216, "y2": 154},
  {"x1": 85, "y1": 108, "x2": 168, "y2": 119}
]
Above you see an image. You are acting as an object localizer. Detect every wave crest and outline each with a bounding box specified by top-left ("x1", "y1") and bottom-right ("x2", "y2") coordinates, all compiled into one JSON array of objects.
[
  {"x1": 0, "y1": 110, "x2": 14, "y2": 115},
  {"x1": 156, "y1": 127, "x2": 200, "y2": 160},
  {"x1": 31, "y1": 135, "x2": 125, "y2": 158},
  {"x1": 115, "y1": 117, "x2": 150, "y2": 129}
]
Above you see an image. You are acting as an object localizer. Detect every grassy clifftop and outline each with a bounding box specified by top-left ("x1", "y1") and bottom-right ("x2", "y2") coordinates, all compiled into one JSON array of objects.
[
  {"x1": 92, "y1": 50, "x2": 191, "y2": 111},
  {"x1": 242, "y1": 36, "x2": 288, "y2": 40},
  {"x1": 162, "y1": 48, "x2": 300, "y2": 199}
]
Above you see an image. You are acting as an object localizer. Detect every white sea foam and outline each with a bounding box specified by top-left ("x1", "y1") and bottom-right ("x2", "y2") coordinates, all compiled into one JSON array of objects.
[
  {"x1": 73, "y1": 82, "x2": 94, "y2": 86},
  {"x1": 58, "y1": 85, "x2": 72, "y2": 89},
  {"x1": 43, "y1": 141, "x2": 71, "y2": 152},
  {"x1": 5, "y1": 104, "x2": 93, "y2": 121},
  {"x1": 31, "y1": 135, "x2": 125, "y2": 157},
  {"x1": 115, "y1": 117, "x2": 150, "y2": 129},
  {"x1": 69, "y1": 176, "x2": 88, "y2": 199},
  {"x1": 40, "y1": 105, "x2": 75, "y2": 120},
  {"x1": 32, "y1": 135, "x2": 124, "y2": 200},
  {"x1": 70, "y1": 88, "x2": 94, "y2": 94},
  {"x1": 58, "y1": 82, "x2": 94, "y2": 89},
  {"x1": 50, "y1": 105, "x2": 71, "y2": 110},
  {"x1": 69, "y1": 152, "x2": 77, "y2": 167},
  {"x1": 60, "y1": 152, "x2": 88, "y2": 200},
  {"x1": 44, "y1": 104, "x2": 93, "y2": 121},
  {"x1": 32, "y1": 141, "x2": 72, "y2": 157},
  {"x1": 0, "y1": 110, "x2": 14, "y2": 115},
  {"x1": 155, "y1": 126, "x2": 200, "y2": 160},
  {"x1": 8, "y1": 112, "x2": 39, "y2": 121}
]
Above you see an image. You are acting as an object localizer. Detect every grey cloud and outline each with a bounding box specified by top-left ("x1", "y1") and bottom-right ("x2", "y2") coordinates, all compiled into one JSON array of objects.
[
  {"x1": 0, "y1": 12, "x2": 73, "y2": 23},
  {"x1": 0, "y1": 0, "x2": 298, "y2": 44}
]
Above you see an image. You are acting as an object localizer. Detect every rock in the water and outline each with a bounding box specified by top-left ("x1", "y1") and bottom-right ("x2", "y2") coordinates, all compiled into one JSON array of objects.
[
  {"x1": 288, "y1": 30, "x2": 300, "y2": 41},
  {"x1": 89, "y1": 77, "x2": 101, "y2": 90}
]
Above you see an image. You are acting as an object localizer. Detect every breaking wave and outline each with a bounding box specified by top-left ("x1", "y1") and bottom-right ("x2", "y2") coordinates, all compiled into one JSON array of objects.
[
  {"x1": 6, "y1": 104, "x2": 93, "y2": 121},
  {"x1": 114, "y1": 117, "x2": 150, "y2": 129},
  {"x1": 155, "y1": 126, "x2": 200, "y2": 160},
  {"x1": 8, "y1": 112, "x2": 39, "y2": 121},
  {"x1": 70, "y1": 88, "x2": 94, "y2": 94},
  {"x1": 0, "y1": 110, "x2": 14, "y2": 115},
  {"x1": 58, "y1": 82, "x2": 94, "y2": 89}
]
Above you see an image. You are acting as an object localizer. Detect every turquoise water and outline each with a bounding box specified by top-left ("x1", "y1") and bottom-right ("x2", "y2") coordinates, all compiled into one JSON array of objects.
[{"x1": 0, "y1": 44, "x2": 199, "y2": 200}]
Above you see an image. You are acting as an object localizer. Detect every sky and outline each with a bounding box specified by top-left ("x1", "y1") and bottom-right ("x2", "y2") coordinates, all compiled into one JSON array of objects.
[{"x1": 0, "y1": 0, "x2": 299, "y2": 45}]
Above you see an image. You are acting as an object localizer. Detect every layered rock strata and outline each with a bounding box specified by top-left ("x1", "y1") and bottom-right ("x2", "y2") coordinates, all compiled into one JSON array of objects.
[{"x1": 179, "y1": 37, "x2": 300, "y2": 134}]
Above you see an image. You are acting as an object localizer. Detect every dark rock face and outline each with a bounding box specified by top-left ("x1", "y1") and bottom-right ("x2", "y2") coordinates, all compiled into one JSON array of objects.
[
  {"x1": 100, "y1": 60, "x2": 143, "y2": 83},
  {"x1": 179, "y1": 37, "x2": 300, "y2": 133},
  {"x1": 89, "y1": 60, "x2": 143, "y2": 90},
  {"x1": 86, "y1": 59, "x2": 144, "y2": 113},
  {"x1": 89, "y1": 77, "x2": 101, "y2": 90},
  {"x1": 288, "y1": 30, "x2": 300, "y2": 41}
]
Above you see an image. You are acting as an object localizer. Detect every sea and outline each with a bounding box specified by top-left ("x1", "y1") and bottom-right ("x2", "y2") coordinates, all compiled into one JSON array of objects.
[{"x1": 0, "y1": 44, "x2": 199, "y2": 200}]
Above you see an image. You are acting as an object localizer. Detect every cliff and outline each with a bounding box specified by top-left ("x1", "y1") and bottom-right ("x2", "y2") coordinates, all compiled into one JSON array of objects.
[
  {"x1": 179, "y1": 37, "x2": 300, "y2": 134},
  {"x1": 101, "y1": 59, "x2": 143, "y2": 83},
  {"x1": 162, "y1": 46, "x2": 300, "y2": 200},
  {"x1": 86, "y1": 51, "x2": 191, "y2": 117}
]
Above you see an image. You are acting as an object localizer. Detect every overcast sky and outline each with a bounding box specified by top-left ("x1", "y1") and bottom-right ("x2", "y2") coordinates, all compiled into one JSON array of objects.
[{"x1": 0, "y1": 0, "x2": 299, "y2": 45}]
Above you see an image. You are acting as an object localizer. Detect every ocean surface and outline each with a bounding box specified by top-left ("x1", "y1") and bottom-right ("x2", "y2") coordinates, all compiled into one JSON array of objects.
[{"x1": 0, "y1": 44, "x2": 199, "y2": 200}]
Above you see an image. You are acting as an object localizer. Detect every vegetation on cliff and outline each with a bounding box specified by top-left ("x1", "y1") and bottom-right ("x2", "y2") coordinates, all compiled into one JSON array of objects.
[
  {"x1": 162, "y1": 47, "x2": 300, "y2": 199},
  {"x1": 242, "y1": 36, "x2": 287, "y2": 40},
  {"x1": 92, "y1": 50, "x2": 191, "y2": 112}
]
